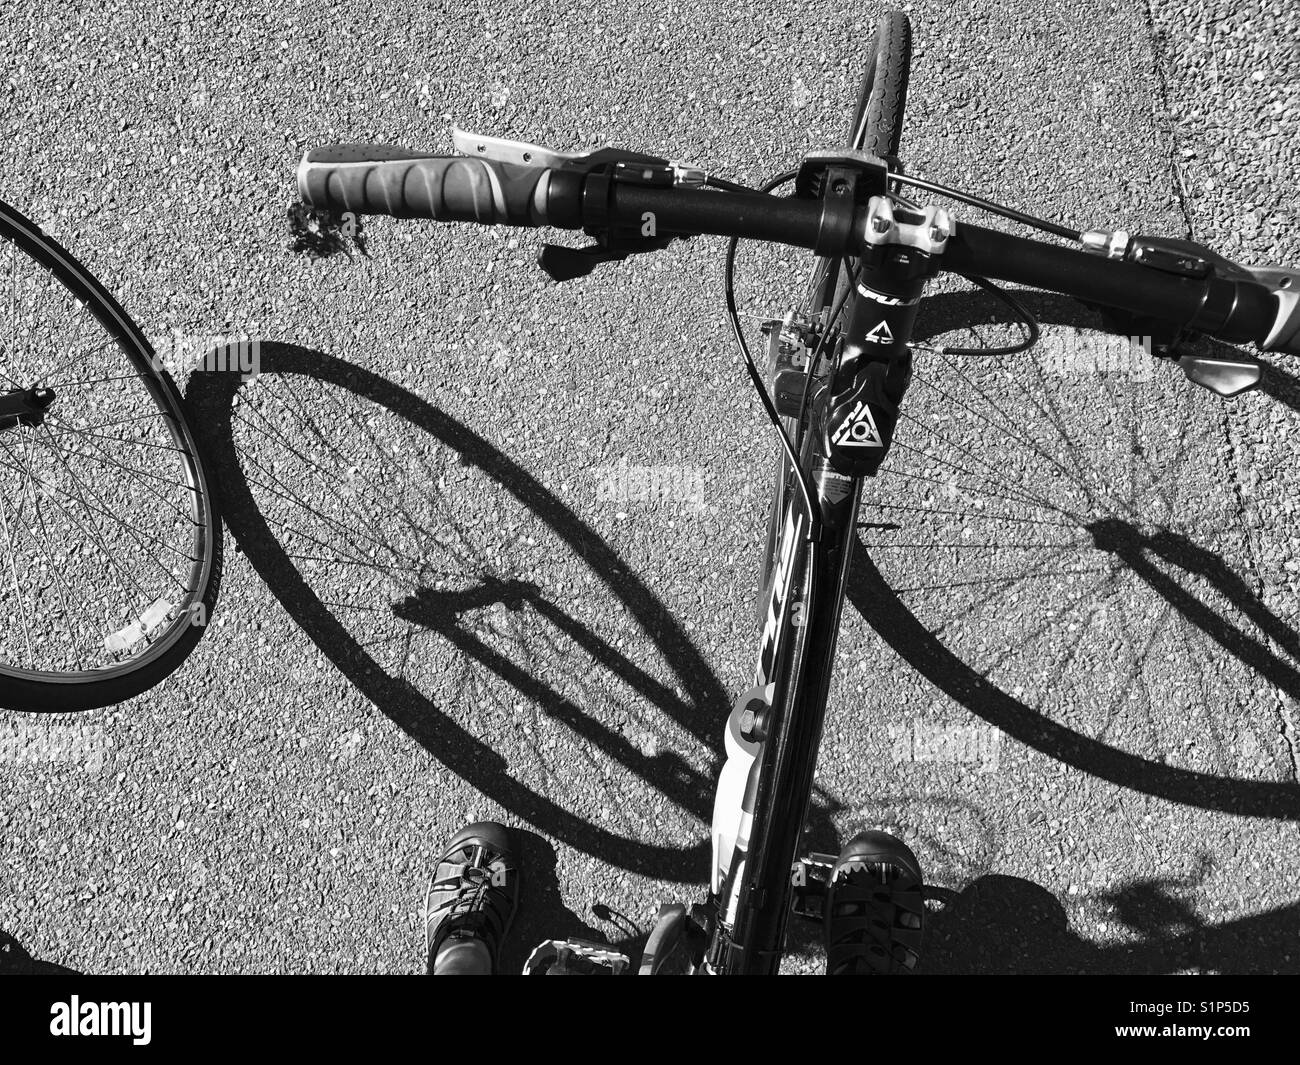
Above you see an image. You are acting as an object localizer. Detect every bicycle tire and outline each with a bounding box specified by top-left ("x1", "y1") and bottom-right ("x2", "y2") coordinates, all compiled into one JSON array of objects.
[
  {"x1": 847, "y1": 10, "x2": 911, "y2": 159},
  {"x1": 0, "y1": 199, "x2": 222, "y2": 713}
]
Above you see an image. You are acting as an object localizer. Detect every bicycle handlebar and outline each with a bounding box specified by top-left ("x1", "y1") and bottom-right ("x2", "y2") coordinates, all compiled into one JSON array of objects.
[
  {"x1": 296, "y1": 146, "x2": 1300, "y2": 355},
  {"x1": 942, "y1": 224, "x2": 1282, "y2": 347}
]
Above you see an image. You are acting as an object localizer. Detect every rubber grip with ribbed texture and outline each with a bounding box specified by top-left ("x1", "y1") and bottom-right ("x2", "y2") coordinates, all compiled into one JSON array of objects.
[{"x1": 297, "y1": 145, "x2": 551, "y2": 226}]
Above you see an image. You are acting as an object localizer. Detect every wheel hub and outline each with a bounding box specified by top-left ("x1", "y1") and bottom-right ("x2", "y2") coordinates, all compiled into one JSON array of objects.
[{"x1": 0, "y1": 386, "x2": 56, "y2": 432}]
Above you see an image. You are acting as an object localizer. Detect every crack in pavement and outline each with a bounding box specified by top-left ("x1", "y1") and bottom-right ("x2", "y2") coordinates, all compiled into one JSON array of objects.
[{"x1": 1144, "y1": 0, "x2": 1300, "y2": 785}]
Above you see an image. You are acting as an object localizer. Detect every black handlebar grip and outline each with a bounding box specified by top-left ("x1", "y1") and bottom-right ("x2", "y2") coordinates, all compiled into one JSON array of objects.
[{"x1": 297, "y1": 145, "x2": 553, "y2": 226}]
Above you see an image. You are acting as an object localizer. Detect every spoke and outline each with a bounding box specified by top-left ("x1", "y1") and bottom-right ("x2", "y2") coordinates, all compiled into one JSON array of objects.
[
  {"x1": 932, "y1": 544, "x2": 1091, "y2": 623},
  {"x1": 325, "y1": 600, "x2": 406, "y2": 614},
  {"x1": 896, "y1": 407, "x2": 1075, "y2": 514},
  {"x1": 933, "y1": 536, "x2": 1114, "y2": 643},
  {"x1": 1118, "y1": 375, "x2": 1147, "y2": 515},
  {"x1": 0, "y1": 346, "x2": 25, "y2": 388},
  {"x1": 915, "y1": 354, "x2": 1059, "y2": 465},
  {"x1": 1017, "y1": 354, "x2": 1124, "y2": 516},
  {"x1": 1155, "y1": 387, "x2": 1197, "y2": 516},
  {"x1": 911, "y1": 360, "x2": 1083, "y2": 492},
  {"x1": 240, "y1": 444, "x2": 406, "y2": 568},
  {"x1": 356, "y1": 629, "x2": 429, "y2": 653},
  {"x1": 0, "y1": 241, "x2": 24, "y2": 387},
  {"x1": 31, "y1": 337, "x2": 119, "y2": 392},
  {"x1": 47, "y1": 409, "x2": 170, "y2": 435},
  {"x1": 42, "y1": 420, "x2": 188, "y2": 456},
  {"x1": 970, "y1": 569, "x2": 1117, "y2": 674},
  {"x1": 28, "y1": 427, "x2": 194, "y2": 492},
  {"x1": 530, "y1": 594, "x2": 704, "y2": 728},
  {"x1": 256, "y1": 506, "x2": 394, "y2": 574},
  {"x1": 891, "y1": 435, "x2": 1072, "y2": 518},
  {"x1": 14, "y1": 426, "x2": 84, "y2": 667},
  {"x1": 413, "y1": 610, "x2": 708, "y2": 815},
  {"x1": 394, "y1": 623, "x2": 417, "y2": 680},
  {"x1": 308, "y1": 375, "x2": 438, "y2": 548},
  {"x1": 1099, "y1": 598, "x2": 1172, "y2": 748},
  {"x1": 867, "y1": 540, "x2": 1084, "y2": 551},
  {"x1": 887, "y1": 566, "x2": 1113, "y2": 595},
  {"x1": 876, "y1": 465, "x2": 1080, "y2": 521},
  {"x1": 985, "y1": 582, "x2": 1112, "y2": 683},
  {"x1": 0, "y1": 445, "x2": 154, "y2": 660},
  {"x1": 0, "y1": 465, "x2": 37, "y2": 666},
  {"x1": 1180, "y1": 607, "x2": 1232, "y2": 775},
  {"x1": 276, "y1": 374, "x2": 430, "y2": 553},
  {"x1": 23, "y1": 431, "x2": 198, "y2": 527},
  {"x1": 32, "y1": 423, "x2": 184, "y2": 599},
  {"x1": 236, "y1": 390, "x2": 415, "y2": 566},
  {"x1": 286, "y1": 551, "x2": 420, "y2": 573}
]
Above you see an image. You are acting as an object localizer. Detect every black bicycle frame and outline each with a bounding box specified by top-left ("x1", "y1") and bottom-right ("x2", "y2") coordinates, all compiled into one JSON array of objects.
[{"x1": 715, "y1": 247, "x2": 928, "y2": 975}]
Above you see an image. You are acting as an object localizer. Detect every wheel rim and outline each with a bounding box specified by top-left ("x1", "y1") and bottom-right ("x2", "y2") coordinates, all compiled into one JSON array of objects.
[{"x1": 0, "y1": 202, "x2": 216, "y2": 686}]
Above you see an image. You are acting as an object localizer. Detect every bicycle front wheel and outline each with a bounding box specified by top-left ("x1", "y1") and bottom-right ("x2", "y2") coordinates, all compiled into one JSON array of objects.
[
  {"x1": 0, "y1": 199, "x2": 221, "y2": 713},
  {"x1": 757, "y1": 8, "x2": 911, "y2": 603}
]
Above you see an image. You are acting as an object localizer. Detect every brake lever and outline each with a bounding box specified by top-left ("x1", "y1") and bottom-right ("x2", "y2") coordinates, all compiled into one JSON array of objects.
[
  {"x1": 451, "y1": 127, "x2": 671, "y2": 171},
  {"x1": 1174, "y1": 351, "x2": 1262, "y2": 397},
  {"x1": 451, "y1": 127, "x2": 708, "y2": 186},
  {"x1": 538, "y1": 240, "x2": 671, "y2": 281}
]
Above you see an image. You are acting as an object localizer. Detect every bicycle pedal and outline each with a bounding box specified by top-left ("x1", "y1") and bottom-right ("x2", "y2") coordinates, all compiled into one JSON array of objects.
[
  {"x1": 791, "y1": 851, "x2": 949, "y2": 923},
  {"x1": 524, "y1": 938, "x2": 631, "y2": 975},
  {"x1": 789, "y1": 852, "x2": 839, "y2": 923}
]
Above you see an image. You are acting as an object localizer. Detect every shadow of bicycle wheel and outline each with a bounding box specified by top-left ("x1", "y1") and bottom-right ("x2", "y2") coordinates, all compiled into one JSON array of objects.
[
  {"x1": 187, "y1": 342, "x2": 731, "y2": 880},
  {"x1": 849, "y1": 286, "x2": 1300, "y2": 819}
]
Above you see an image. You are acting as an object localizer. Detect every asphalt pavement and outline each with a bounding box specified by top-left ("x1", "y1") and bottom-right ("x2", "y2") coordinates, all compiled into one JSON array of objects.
[{"x1": 1, "y1": 0, "x2": 1297, "y2": 974}]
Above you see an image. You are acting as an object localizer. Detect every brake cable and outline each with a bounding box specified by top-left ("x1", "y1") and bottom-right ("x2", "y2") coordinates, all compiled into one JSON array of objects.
[
  {"x1": 879, "y1": 174, "x2": 1056, "y2": 356},
  {"x1": 941, "y1": 274, "x2": 1041, "y2": 357},
  {"x1": 705, "y1": 176, "x2": 756, "y2": 193},
  {"x1": 724, "y1": 169, "x2": 822, "y2": 537},
  {"x1": 889, "y1": 172, "x2": 1082, "y2": 242}
]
